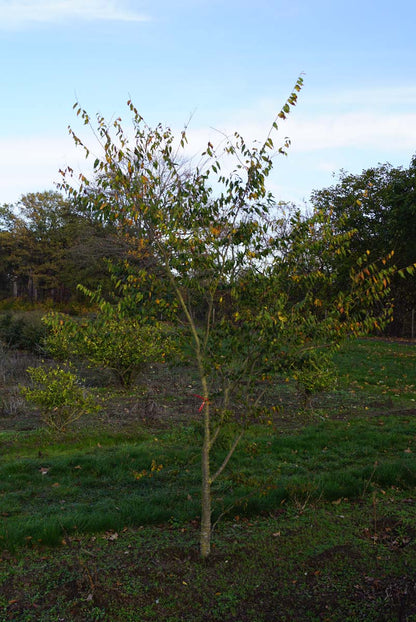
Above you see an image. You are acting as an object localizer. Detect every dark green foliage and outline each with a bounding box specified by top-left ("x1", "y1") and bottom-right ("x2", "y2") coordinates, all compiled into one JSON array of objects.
[
  {"x1": 0, "y1": 191, "x2": 130, "y2": 305},
  {"x1": 0, "y1": 311, "x2": 47, "y2": 352},
  {"x1": 311, "y1": 155, "x2": 416, "y2": 336}
]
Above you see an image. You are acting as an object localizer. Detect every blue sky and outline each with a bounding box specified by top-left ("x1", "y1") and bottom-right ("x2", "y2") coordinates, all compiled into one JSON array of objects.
[{"x1": 1, "y1": 0, "x2": 415, "y2": 207}]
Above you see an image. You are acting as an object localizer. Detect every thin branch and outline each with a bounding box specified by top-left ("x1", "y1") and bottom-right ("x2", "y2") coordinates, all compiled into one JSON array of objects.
[
  {"x1": 208, "y1": 384, "x2": 231, "y2": 450},
  {"x1": 210, "y1": 430, "x2": 243, "y2": 485}
]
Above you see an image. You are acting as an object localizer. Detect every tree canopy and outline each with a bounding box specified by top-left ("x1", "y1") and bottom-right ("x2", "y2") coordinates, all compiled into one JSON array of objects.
[
  {"x1": 0, "y1": 191, "x2": 130, "y2": 305},
  {"x1": 311, "y1": 156, "x2": 416, "y2": 336}
]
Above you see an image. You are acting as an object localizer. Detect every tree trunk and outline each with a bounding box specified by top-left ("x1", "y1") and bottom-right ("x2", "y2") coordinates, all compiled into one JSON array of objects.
[{"x1": 200, "y1": 402, "x2": 211, "y2": 558}]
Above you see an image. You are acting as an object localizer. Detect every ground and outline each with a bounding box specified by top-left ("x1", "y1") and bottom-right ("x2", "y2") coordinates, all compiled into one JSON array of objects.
[{"x1": 1, "y1": 338, "x2": 416, "y2": 620}]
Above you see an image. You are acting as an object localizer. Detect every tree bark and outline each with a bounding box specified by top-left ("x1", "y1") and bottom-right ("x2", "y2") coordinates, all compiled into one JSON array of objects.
[{"x1": 200, "y1": 401, "x2": 211, "y2": 558}]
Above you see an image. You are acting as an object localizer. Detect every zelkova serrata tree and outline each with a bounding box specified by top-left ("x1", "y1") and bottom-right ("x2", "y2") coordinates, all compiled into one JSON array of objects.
[{"x1": 60, "y1": 76, "x2": 397, "y2": 557}]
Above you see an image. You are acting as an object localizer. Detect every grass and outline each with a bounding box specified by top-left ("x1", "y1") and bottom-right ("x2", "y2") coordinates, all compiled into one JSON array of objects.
[
  {"x1": 333, "y1": 337, "x2": 416, "y2": 404},
  {"x1": 1, "y1": 337, "x2": 416, "y2": 620},
  {"x1": 1, "y1": 415, "x2": 416, "y2": 549},
  {"x1": 1, "y1": 493, "x2": 416, "y2": 621}
]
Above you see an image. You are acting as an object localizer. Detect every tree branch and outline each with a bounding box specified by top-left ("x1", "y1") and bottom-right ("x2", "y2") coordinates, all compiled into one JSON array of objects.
[{"x1": 210, "y1": 430, "x2": 243, "y2": 484}]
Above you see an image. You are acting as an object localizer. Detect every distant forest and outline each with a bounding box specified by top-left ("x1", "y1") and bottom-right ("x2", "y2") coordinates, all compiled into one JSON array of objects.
[{"x1": 1, "y1": 156, "x2": 415, "y2": 337}]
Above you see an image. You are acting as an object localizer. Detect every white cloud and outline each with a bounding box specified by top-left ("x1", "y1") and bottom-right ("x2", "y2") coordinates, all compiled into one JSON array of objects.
[
  {"x1": 284, "y1": 112, "x2": 416, "y2": 153},
  {"x1": 0, "y1": 0, "x2": 149, "y2": 29},
  {"x1": 194, "y1": 89, "x2": 416, "y2": 155},
  {"x1": 0, "y1": 134, "x2": 90, "y2": 203},
  {"x1": 309, "y1": 86, "x2": 416, "y2": 108},
  {"x1": 182, "y1": 111, "x2": 416, "y2": 161},
  {"x1": 192, "y1": 83, "x2": 416, "y2": 156},
  {"x1": 178, "y1": 101, "x2": 416, "y2": 204},
  {"x1": 2, "y1": 92, "x2": 415, "y2": 206}
]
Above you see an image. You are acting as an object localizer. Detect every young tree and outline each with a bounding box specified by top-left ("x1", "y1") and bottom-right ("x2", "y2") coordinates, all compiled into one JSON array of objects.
[{"x1": 59, "y1": 77, "x2": 398, "y2": 557}]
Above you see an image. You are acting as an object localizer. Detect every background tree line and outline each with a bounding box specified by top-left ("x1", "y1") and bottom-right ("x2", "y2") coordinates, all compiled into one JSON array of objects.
[
  {"x1": 0, "y1": 190, "x2": 129, "y2": 306},
  {"x1": 1, "y1": 155, "x2": 415, "y2": 336}
]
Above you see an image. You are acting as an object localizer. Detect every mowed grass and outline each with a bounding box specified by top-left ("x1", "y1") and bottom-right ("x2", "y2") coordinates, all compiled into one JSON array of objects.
[
  {"x1": 1, "y1": 338, "x2": 416, "y2": 620},
  {"x1": 333, "y1": 337, "x2": 416, "y2": 403},
  {"x1": 1, "y1": 416, "x2": 416, "y2": 550},
  {"x1": 1, "y1": 339, "x2": 416, "y2": 550}
]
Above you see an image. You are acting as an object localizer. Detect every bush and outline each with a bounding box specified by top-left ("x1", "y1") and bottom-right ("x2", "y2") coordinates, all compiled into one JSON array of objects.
[
  {"x1": 294, "y1": 351, "x2": 337, "y2": 407},
  {"x1": 0, "y1": 311, "x2": 47, "y2": 353},
  {"x1": 43, "y1": 311, "x2": 176, "y2": 387},
  {"x1": 20, "y1": 365, "x2": 101, "y2": 432}
]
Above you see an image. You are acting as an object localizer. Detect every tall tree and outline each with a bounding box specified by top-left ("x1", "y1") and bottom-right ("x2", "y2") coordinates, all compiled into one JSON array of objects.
[
  {"x1": 311, "y1": 156, "x2": 416, "y2": 335},
  {"x1": 0, "y1": 204, "x2": 17, "y2": 297},
  {"x1": 0, "y1": 191, "x2": 130, "y2": 304}
]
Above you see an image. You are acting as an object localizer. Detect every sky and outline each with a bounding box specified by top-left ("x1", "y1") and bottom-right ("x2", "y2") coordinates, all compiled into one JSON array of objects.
[{"x1": 1, "y1": 0, "x2": 415, "y2": 208}]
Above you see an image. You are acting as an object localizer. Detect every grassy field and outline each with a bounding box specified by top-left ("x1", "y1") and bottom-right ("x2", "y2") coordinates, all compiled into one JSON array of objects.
[{"x1": 1, "y1": 338, "x2": 416, "y2": 620}]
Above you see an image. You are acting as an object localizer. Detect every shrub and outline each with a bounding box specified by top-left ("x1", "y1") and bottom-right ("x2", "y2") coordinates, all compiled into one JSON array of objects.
[
  {"x1": 43, "y1": 311, "x2": 176, "y2": 387},
  {"x1": 20, "y1": 365, "x2": 100, "y2": 432},
  {"x1": 0, "y1": 311, "x2": 47, "y2": 353}
]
